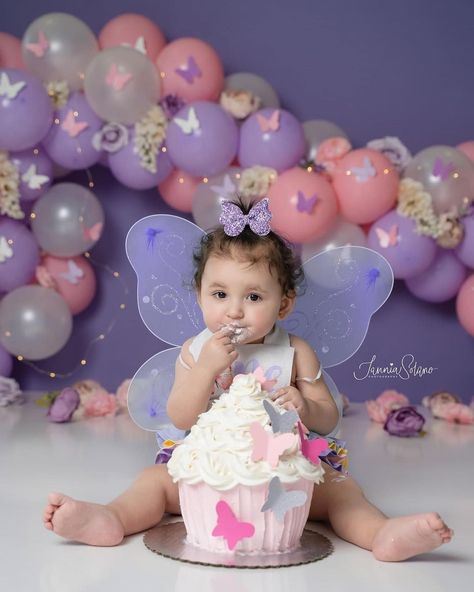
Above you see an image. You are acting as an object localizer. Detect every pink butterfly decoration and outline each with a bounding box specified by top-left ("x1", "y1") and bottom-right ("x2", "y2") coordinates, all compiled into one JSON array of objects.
[
  {"x1": 256, "y1": 110, "x2": 280, "y2": 133},
  {"x1": 106, "y1": 64, "x2": 132, "y2": 91},
  {"x1": 250, "y1": 421, "x2": 295, "y2": 468},
  {"x1": 83, "y1": 222, "x2": 103, "y2": 242},
  {"x1": 375, "y1": 224, "x2": 399, "y2": 248},
  {"x1": 432, "y1": 157, "x2": 455, "y2": 181},
  {"x1": 25, "y1": 30, "x2": 49, "y2": 58},
  {"x1": 61, "y1": 110, "x2": 89, "y2": 138},
  {"x1": 212, "y1": 500, "x2": 255, "y2": 550},
  {"x1": 252, "y1": 366, "x2": 278, "y2": 391},
  {"x1": 297, "y1": 422, "x2": 328, "y2": 464}
]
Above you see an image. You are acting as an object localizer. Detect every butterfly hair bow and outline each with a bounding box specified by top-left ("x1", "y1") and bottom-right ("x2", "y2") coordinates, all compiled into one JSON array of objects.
[{"x1": 219, "y1": 198, "x2": 272, "y2": 237}]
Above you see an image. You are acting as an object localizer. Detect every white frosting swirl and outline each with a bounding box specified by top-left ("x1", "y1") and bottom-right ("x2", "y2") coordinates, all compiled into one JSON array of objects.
[{"x1": 167, "y1": 374, "x2": 325, "y2": 491}]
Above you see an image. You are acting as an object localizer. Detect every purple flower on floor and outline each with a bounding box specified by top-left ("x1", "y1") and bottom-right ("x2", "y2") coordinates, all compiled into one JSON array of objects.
[
  {"x1": 47, "y1": 387, "x2": 80, "y2": 423},
  {"x1": 384, "y1": 406, "x2": 425, "y2": 437}
]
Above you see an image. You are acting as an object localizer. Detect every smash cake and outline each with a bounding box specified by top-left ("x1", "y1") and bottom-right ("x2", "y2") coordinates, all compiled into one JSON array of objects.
[{"x1": 167, "y1": 373, "x2": 327, "y2": 555}]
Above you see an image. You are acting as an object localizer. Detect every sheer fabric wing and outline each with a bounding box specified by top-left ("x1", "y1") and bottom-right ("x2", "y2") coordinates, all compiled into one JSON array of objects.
[
  {"x1": 125, "y1": 214, "x2": 206, "y2": 346},
  {"x1": 281, "y1": 246, "x2": 394, "y2": 368},
  {"x1": 127, "y1": 346, "x2": 186, "y2": 433}
]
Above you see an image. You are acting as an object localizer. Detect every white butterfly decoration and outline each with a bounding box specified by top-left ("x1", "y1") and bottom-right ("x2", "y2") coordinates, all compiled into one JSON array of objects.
[
  {"x1": 349, "y1": 157, "x2": 376, "y2": 183},
  {"x1": 21, "y1": 164, "x2": 50, "y2": 190},
  {"x1": 0, "y1": 236, "x2": 13, "y2": 264},
  {"x1": 121, "y1": 36, "x2": 147, "y2": 55},
  {"x1": 173, "y1": 107, "x2": 200, "y2": 135},
  {"x1": 0, "y1": 72, "x2": 26, "y2": 100},
  {"x1": 59, "y1": 260, "x2": 84, "y2": 285},
  {"x1": 210, "y1": 174, "x2": 236, "y2": 199}
]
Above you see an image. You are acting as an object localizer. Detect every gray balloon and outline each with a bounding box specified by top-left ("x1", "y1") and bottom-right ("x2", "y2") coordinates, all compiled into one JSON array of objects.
[
  {"x1": 31, "y1": 182, "x2": 104, "y2": 257},
  {"x1": 224, "y1": 72, "x2": 280, "y2": 109},
  {"x1": 303, "y1": 120, "x2": 349, "y2": 162},
  {"x1": 0, "y1": 285, "x2": 72, "y2": 360}
]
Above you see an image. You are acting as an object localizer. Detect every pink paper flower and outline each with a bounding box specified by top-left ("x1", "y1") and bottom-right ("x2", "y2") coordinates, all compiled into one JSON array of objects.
[
  {"x1": 366, "y1": 389, "x2": 410, "y2": 423},
  {"x1": 83, "y1": 388, "x2": 117, "y2": 418},
  {"x1": 431, "y1": 401, "x2": 474, "y2": 425},
  {"x1": 115, "y1": 378, "x2": 132, "y2": 411}
]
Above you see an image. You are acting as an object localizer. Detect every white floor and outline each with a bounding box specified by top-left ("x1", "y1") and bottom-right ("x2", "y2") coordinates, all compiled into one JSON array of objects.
[{"x1": 1, "y1": 396, "x2": 473, "y2": 592}]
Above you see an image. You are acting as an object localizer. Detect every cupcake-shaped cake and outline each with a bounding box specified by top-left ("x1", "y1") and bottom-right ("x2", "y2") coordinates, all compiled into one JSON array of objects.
[{"x1": 167, "y1": 373, "x2": 326, "y2": 554}]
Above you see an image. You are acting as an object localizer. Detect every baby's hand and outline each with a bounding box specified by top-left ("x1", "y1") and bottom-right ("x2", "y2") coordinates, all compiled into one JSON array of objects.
[
  {"x1": 270, "y1": 386, "x2": 309, "y2": 417},
  {"x1": 197, "y1": 328, "x2": 238, "y2": 376}
]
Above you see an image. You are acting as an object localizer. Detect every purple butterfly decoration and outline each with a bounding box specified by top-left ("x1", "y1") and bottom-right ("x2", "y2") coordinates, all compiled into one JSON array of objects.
[
  {"x1": 175, "y1": 56, "x2": 202, "y2": 84},
  {"x1": 432, "y1": 157, "x2": 455, "y2": 181},
  {"x1": 296, "y1": 190, "x2": 319, "y2": 214}
]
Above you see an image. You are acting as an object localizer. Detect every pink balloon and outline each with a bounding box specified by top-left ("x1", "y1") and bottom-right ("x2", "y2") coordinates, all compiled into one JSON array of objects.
[
  {"x1": 38, "y1": 255, "x2": 96, "y2": 315},
  {"x1": 156, "y1": 37, "x2": 224, "y2": 102},
  {"x1": 159, "y1": 168, "x2": 200, "y2": 213},
  {"x1": 0, "y1": 32, "x2": 25, "y2": 69},
  {"x1": 98, "y1": 13, "x2": 166, "y2": 62},
  {"x1": 267, "y1": 168, "x2": 338, "y2": 243},
  {"x1": 456, "y1": 141, "x2": 474, "y2": 163},
  {"x1": 456, "y1": 274, "x2": 474, "y2": 336},
  {"x1": 332, "y1": 148, "x2": 399, "y2": 224}
]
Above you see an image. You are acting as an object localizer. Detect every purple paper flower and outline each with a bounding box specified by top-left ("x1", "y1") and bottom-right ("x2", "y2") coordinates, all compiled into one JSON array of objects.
[
  {"x1": 383, "y1": 405, "x2": 425, "y2": 437},
  {"x1": 92, "y1": 123, "x2": 129, "y2": 153},
  {"x1": 159, "y1": 94, "x2": 186, "y2": 120},
  {"x1": 47, "y1": 387, "x2": 80, "y2": 423}
]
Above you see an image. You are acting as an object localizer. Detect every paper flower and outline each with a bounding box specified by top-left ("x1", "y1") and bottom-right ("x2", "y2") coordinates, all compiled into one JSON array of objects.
[
  {"x1": 45, "y1": 80, "x2": 70, "y2": 109},
  {"x1": 159, "y1": 94, "x2": 186, "y2": 120},
  {"x1": 92, "y1": 122, "x2": 129, "y2": 154},
  {"x1": 238, "y1": 166, "x2": 277, "y2": 198},
  {"x1": 220, "y1": 89, "x2": 262, "y2": 120},
  {"x1": 134, "y1": 105, "x2": 168, "y2": 173},
  {"x1": 115, "y1": 378, "x2": 132, "y2": 412},
  {"x1": 366, "y1": 389, "x2": 410, "y2": 423},
  {"x1": 366, "y1": 136, "x2": 412, "y2": 171},
  {"x1": 83, "y1": 387, "x2": 117, "y2": 418},
  {"x1": 0, "y1": 150, "x2": 23, "y2": 220},
  {"x1": 0, "y1": 377, "x2": 24, "y2": 407},
  {"x1": 430, "y1": 402, "x2": 474, "y2": 425},
  {"x1": 47, "y1": 387, "x2": 80, "y2": 422},
  {"x1": 383, "y1": 406, "x2": 426, "y2": 437}
]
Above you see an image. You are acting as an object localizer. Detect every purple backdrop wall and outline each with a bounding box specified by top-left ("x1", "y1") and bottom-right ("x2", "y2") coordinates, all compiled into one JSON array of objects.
[{"x1": 4, "y1": 0, "x2": 474, "y2": 401}]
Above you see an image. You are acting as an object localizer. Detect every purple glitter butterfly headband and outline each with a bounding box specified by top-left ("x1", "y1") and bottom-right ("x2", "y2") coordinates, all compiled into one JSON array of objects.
[{"x1": 219, "y1": 198, "x2": 272, "y2": 237}]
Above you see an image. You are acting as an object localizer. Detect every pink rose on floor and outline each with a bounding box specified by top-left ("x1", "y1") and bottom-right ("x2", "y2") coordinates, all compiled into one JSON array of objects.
[
  {"x1": 422, "y1": 391, "x2": 461, "y2": 409},
  {"x1": 115, "y1": 378, "x2": 132, "y2": 411},
  {"x1": 83, "y1": 388, "x2": 117, "y2": 418},
  {"x1": 431, "y1": 401, "x2": 474, "y2": 425},
  {"x1": 366, "y1": 389, "x2": 410, "y2": 423}
]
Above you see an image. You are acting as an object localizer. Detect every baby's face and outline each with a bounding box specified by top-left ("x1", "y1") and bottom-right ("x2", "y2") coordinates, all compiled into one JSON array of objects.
[{"x1": 198, "y1": 254, "x2": 293, "y2": 344}]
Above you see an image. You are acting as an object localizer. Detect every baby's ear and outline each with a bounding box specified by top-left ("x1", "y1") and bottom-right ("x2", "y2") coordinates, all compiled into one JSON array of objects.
[{"x1": 278, "y1": 293, "x2": 295, "y2": 320}]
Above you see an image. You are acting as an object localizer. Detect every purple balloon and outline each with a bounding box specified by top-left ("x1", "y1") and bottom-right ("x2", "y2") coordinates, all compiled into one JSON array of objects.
[
  {"x1": 167, "y1": 101, "x2": 239, "y2": 177},
  {"x1": 0, "y1": 217, "x2": 40, "y2": 292},
  {"x1": 0, "y1": 342, "x2": 13, "y2": 377},
  {"x1": 406, "y1": 249, "x2": 467, "y2": 302},
  {"x1": 42, "y1": 92, "x2": 103, "y2": 169},
  {"x1": 368, "y1": 210, "x2": 437, "y2": 279},
  {"x1": 238, "y1": 108, "x2": 305, "y2": 172},
  {"x1": 10, "y1": 146, "x2": 53, "y2": 202},
  {"x1": 108, "y1": 129, "x2": 173, "y2": 190},
  {"x1": 456, "y1": 211, "x2": 474, "y2": 268},
  {"x1": 0, "y1": 68, "x2": 53, "y2": 151}
]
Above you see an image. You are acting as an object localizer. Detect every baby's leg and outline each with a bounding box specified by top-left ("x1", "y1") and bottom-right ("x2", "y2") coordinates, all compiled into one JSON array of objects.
[
  {"x1": 43, "y1": 464, "x2": 180, "y2": 546},
  {"x1": 308, "y1": 466, "x2": 453, "y2": 561}
]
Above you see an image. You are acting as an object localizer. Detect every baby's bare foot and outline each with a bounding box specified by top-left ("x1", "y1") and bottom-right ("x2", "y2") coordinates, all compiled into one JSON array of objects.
[
  {"x1": 372, "y1": 512, "x2": 453, "y2": 561},
  {"x1": 43, "y1": 492, "x2": 124, "y2": 546}
]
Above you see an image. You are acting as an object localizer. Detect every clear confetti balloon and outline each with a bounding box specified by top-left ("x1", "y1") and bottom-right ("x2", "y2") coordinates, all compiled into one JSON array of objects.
[
  {"x1": 22, "y1": 13, "x2": 99, "y2": 90},
  {"x1": 301, "y1": 217, "x2": 367, "y2": 261},
  {"x1": 31, "y1": 182, "x2": 104, "y2": 257},
  {"x1": 404, "y1": 145, "x2": 474, "y2": 216},
  {"x1": 84, "y1": 46, "x2": 160, "y2": 124},
  {"x1": 0, "y1": 285, "x2": 72, "y2": 360}
]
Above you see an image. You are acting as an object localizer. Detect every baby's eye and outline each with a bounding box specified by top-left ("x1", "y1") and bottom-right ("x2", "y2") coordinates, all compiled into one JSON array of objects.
[
  {"x1": 213, "y1": 291, "x2": 226, "y2": 299},
  {"x1": 247, "y1": 293, "x2": 261, "y2": 302}
]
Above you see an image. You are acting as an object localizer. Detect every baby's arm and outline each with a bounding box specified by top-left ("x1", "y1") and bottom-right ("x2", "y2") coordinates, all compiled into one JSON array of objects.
[
  {"x1": 271, "y1": 335, "x2": 339, "y2": 435},
  {"x1": 166, "y1": 330, "x2": 238, "y2": 430}
]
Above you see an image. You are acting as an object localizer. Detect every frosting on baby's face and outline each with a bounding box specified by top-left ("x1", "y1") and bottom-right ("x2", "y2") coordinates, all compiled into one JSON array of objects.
[{"x1": 167, "y1": 374, "x2": 325, "y2": 491}]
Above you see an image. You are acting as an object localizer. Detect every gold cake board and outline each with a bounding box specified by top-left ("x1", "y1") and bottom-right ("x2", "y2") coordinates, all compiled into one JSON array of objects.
[{"x1": 144, "y1": 520, "x2": 333, "y2": 569}]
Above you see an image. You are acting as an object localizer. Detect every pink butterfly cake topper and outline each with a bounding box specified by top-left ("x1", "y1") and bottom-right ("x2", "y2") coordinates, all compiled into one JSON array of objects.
[{"x1": 250, "y1": 421, "x2": 296, "y2": 468}]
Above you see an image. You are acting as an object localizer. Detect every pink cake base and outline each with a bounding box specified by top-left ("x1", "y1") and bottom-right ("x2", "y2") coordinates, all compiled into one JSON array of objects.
[{"x1": 178, "y1": 479, "x2": 314, "y2": 554}]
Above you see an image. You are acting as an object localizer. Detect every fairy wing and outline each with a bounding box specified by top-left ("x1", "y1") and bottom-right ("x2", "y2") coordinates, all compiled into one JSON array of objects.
[
  {"x1": 125, "y1": 214, "x2": 206, "y2": 345},
  {"x1": 125, "y1": 214, "x2": 205, "y2": 431},
  {"x1": 281, "y1": 245, "x2": 394, "y2": 369}
]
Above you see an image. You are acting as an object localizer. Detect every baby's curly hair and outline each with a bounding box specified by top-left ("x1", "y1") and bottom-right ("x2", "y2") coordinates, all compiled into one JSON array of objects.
[{"x1": 193, "y1": 198, "x2": 303, "y2": 297}]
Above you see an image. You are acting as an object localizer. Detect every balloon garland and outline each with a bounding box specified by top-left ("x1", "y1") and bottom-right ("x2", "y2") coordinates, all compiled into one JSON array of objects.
[{"x1": 0, "y1": 12, "x2": 473, "y2": 383}]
